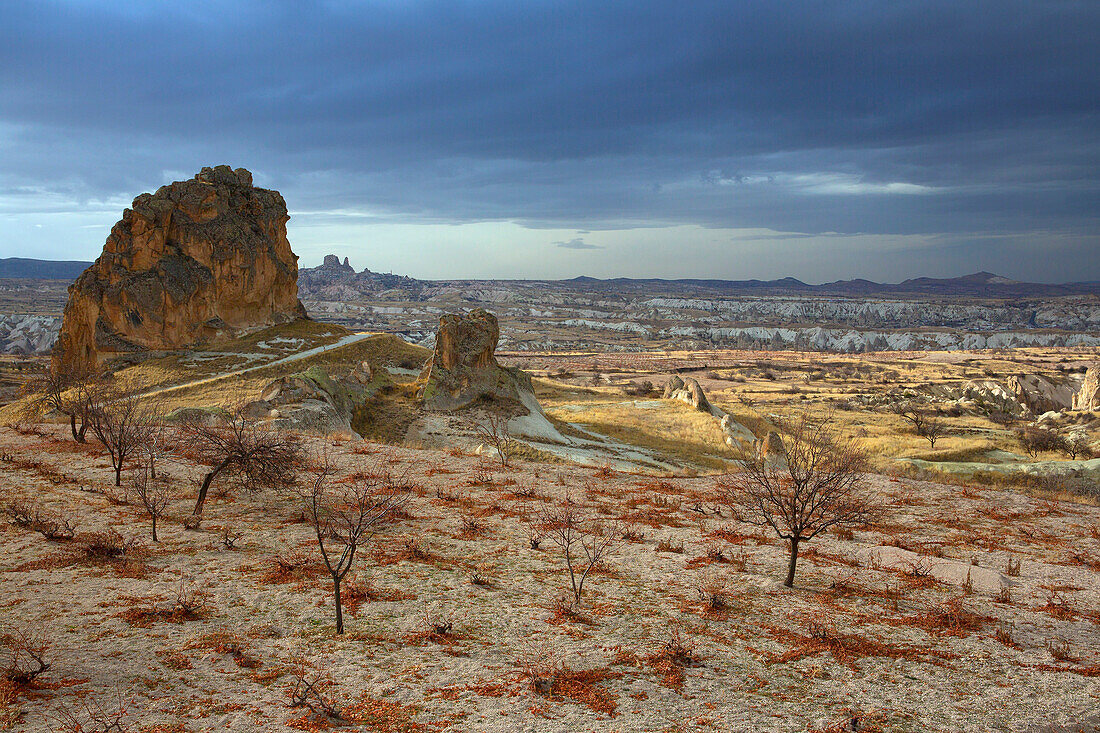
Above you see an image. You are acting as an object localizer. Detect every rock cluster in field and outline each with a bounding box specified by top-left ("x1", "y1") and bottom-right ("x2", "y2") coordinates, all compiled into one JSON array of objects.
[
  {"x1": 662, "y1": 374, "x2": 755, "y2": 449},
  {"x1": 53, "y1": 166, "x2": 306, "y2": 371}
]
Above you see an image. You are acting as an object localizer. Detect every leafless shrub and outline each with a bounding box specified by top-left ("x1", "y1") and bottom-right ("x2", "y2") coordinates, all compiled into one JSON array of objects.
[
  {"x1": 49, "y1": 684, "x2": 132, "y2": 733},
  {"x1": 1005, "y1": 556, "x2": 1021, "y2": 577},
  {"x1": 467, "y1": 411, "x2": 515, "y2": 468},
  {"x1": 129, "y1": 465, "x2": 175, "y2": 542},
  {"x1": 1048, "y1": 638, "x2": 1075, "y2": 662},
  {"x1": 459, "y1": 513, "x2": 486, "y2": 537},
  {"x1": 539, "y1": 505, "x2": 620, "y2": 603},
  {"x1": 81, "y1": 529, "x2": 137, "y2": 559},
  {"x1": 86, "y1": 382, "x2": 162, "y2": 487},
  {"x1": 623, "y1": 380, "x2": 656, "y2": 397},
  {"x1": 720, "y1": 414, "x2": 878, "y2": 587},
  {"x1": 470, "y1": 563, "x2": 495, "y2": 587},
  {"x1": 695, "y1": 571, "x2": 731, "y2": 612},
  {"x1": 287, "y1": 667, "x2": 342, "y2": 720},
  {"x1": 300, "y1": 457, "x2": 409, "y2": 634},
  {"x1": 172, "y1": 578, "x2": 211, "y2": 619},
  {"x1": 655, "y1": 538, "x2": 684, "y2": 553},
  {"x1": 182, "y1": 405, "x2": 303, "y2": 520},
  {"x1": 517, "y1": 637, "x2": 565, "y2": 693},
  {"x1": 995, "y1": 585, "x2": 1012, "y2": 604},
  {"x1": 1016, "y1": 426, "x2": 1067, "y2": 458},
  {"x1": 921, "y1": 416, "x2": 945, "y2": 448},
  {"x1": 994, "y1": 623, "x2": 1016, "y2": 647},
  {"x1": 1062, "y1": 432, "x2": 1094, "y2": 460},
  {"x1": 1, "y1": 626, "x2": 49, "y2": 685},
  {"x1": 3, "y1": 501, "x2": 77, "y2": 541},
  {"x1": 527, "y1": 523, "x2": 545, "y2": 550},
  {"x1": 21, "y1": 362, "x2": 102, "y2": 443},
  {"x1": 221, "y1": 525, "x2": 243, "y2": 550}
]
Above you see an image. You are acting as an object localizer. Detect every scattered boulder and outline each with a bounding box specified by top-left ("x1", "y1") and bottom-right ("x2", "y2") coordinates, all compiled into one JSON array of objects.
[
  {"x1": 53, "y1": 166, "x2": 306, "y2": 372},
  {"x1": 1073, "y1": 364, "x2": 1100, "y2": 411},
  {"x1": 754, "y1": 430, "x2": 785, "y2": 462}
]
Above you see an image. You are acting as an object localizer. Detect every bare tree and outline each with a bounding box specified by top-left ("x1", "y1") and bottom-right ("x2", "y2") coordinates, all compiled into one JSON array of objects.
[
  {"x1": 538, "y1": 505, "x2": 619, "y2": 604},
  {"x1": 86, "y1": 383, "x2": 161, "y2": 486},
  {"x1": 468, "y1": 411, "x2": 515, "y2": 467},
  {"x1": 182, "y1": 407, "x2": 303, "y2": 520},
  {"x1": 300, "y1": 458, "x2": 408, "y2": 634},
  {"x1": 721, "y1": 414, "x2": 879, "y2": 587},
  {"x1": 922, "y1": 416, "x2": 944, "y2": 449},
  {"x1": 891, "y1": 403, "x2": 926, "y2": 435},
  {"x1": 21, "y1": 363, "x2": 100, "y2": 442},
  {"x1": 1016, "y1": 425, "x2": 1066, "y2": 458},
  {"x1": 1062, "y1": 432, "x2": 1093, "y2": 460},
  {"x1": 130, "y1": 464, "x2": 175, "y2": 541}
]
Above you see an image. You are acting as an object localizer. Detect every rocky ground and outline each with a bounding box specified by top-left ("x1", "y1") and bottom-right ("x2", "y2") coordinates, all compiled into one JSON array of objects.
[{"x1": 2, "y1": 423, "x2": 1100, "y2": 732}]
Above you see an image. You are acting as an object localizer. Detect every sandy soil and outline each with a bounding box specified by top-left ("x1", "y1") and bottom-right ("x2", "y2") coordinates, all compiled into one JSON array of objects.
[{"x1": 1, "y1": 423, "x2": 1099, "y2": 732}]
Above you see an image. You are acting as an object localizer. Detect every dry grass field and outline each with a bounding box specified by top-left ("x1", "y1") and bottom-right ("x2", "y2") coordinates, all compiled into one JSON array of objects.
[{"x1": 2, "y1": 419, "x2": 1100, "y2": 732}]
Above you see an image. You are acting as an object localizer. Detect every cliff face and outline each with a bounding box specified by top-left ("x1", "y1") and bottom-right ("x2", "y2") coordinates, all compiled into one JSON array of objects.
[{"x1": 53, "y1": 166, "x2": 306, "y2": 371}]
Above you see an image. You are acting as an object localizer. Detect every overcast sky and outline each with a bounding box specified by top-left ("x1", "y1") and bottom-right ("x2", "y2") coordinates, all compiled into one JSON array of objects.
[{"x1": 1, "y1": 1, "x2": 1097, "y2": 282}]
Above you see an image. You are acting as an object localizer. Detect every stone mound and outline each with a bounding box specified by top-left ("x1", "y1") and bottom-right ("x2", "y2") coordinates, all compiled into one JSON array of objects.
[{"x1": 53, "y1": 166, "x2": 306, "y2": 371}]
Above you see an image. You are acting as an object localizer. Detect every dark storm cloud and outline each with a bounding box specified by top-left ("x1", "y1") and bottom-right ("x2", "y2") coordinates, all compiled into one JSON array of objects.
[{"x1": 0, "y1": 0, "x2": 1097, "y2": 277}]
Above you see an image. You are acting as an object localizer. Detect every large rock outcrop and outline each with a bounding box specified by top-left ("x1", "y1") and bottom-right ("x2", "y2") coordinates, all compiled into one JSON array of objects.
[
  {"x1": 961, "y1": 372, "x2": 1085, "y2": 416},
  {"x1": 1074, "y1": 365, "x2": 1100, "y2": 411},
  {"x1": 417, "y1": 309, "x2": 533, "y2": 411},
  {"x1": 53, "y1": 166, "x2": 306, "y2": 371}
]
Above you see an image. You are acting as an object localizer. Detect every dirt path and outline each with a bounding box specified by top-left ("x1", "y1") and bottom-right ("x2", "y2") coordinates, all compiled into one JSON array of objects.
[{"x1": 136, "y1": 332, "x2": 373, "y2": 400}]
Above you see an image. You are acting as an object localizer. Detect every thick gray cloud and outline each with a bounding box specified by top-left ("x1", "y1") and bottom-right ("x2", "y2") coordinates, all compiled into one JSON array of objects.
[{"x1": 0, "y1": 1, "x2": 1097, "y2": 280}]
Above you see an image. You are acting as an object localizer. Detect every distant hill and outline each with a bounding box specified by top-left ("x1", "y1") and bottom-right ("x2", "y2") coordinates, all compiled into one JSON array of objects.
[
  {"x1": 0, "y1": 257, "x2": 92, "y2": 280},
  {"x1": 9, "y1": 256, "x2": 1100, "y2": 299},
  {"x1": 558, "y1": 271, "x2": 1100, "y2": 298}
]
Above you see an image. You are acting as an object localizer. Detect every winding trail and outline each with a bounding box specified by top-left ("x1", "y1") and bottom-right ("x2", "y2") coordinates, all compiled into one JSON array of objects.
[{"x1": 137, "y1": 332, "x2": 373, "y2": 400}]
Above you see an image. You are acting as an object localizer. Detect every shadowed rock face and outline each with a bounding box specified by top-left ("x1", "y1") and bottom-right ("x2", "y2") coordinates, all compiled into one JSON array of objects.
[
  {"x1": 418, "y1": 309, "x2": 530, "y2": 411},
  {"x1": 53, "y1": 166, "x2": 306, "y2": 371}
]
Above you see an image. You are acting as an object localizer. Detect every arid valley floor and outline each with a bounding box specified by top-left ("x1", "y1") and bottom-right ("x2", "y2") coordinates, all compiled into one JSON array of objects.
[{"x1": 2, "y1": 328, "x2": 1099, "y2": 732}]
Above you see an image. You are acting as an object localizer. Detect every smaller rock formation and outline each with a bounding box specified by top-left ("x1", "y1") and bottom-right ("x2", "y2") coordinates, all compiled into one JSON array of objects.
[
  {"x1": 296, "y1": 254, "x2": 423, "y2": 300},
  {"x1": 418, "y1": 309, "x2": 533, "y2": 411},
  {"x1": 961, "y1": 372, "x2": 1084, "y2": 417},
  {"x1": 1073, "y1": 365, "x2": 1100, "y2": 411}
]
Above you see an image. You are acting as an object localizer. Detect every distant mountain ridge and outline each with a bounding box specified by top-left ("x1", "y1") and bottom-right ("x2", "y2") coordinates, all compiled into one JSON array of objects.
[
  {"x1": 557, "y1": 270, "x2": 1100, "y2": 297},
  {"x1": 6, "y1": 256, "x2": 1100, "y2": 298},
  {"x1": 0, "y1": 257, "x2": 93, "y2": 280}
]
